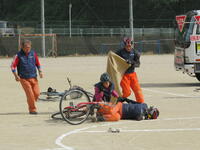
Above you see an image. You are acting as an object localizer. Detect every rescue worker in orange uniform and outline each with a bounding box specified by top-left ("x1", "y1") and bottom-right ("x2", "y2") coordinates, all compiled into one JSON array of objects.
[
  {"x1": 11, "y1": 40, "x2": 43, "y2": 114},
  {"x1": 95, "y1": 98, "x2": 159, "y2": 122},
  {"x1": 116, "y1": 37, "x2": 144, "y2": 103}
]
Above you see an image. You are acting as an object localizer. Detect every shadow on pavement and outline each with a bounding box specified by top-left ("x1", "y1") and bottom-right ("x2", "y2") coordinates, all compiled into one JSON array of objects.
[{"x1": 0, "y1": 112, "x2": 51, "y2": 115}]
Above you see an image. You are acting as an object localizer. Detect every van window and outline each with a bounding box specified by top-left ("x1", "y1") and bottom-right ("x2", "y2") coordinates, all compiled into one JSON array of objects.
[
  {"x1": 175, "y1": 15, "x2": 195, "y2": 48},
  {"x1": 197, "y1": 24, "x2": 200, "y2": 34},
  {"x1": 185, "y1": 17, "x2": 195, "y2": 42}
]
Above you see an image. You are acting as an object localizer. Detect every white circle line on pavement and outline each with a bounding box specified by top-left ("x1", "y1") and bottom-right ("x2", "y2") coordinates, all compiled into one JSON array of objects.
[
  {"x1": 55, "y1": 126, "x2": 95, "y2": 150},
  {"x1": 54, "y1": 122, "x2": 125, "y2": 150},
  {"x1": 54, "y1": 117, "x2": 200, "y2": 150}
]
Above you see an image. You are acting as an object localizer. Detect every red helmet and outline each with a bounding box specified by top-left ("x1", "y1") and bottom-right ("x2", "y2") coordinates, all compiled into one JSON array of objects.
[
  {"x1": 147, "y1": 106, "x2": 159, "y2": 119},
  {"x1": 123, "y1": 37, "x2": 133, "y2": 46}
]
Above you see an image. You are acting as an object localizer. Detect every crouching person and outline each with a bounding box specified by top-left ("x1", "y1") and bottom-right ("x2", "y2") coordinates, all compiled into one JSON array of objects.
[{"x1": 93, "y1": 72, "x2": 119, "y2": 103}]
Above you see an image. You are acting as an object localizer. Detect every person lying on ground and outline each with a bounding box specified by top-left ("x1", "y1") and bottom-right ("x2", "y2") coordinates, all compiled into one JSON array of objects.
[{"x1": 92, "y1": 97, "x2": 159, "y2": 122}]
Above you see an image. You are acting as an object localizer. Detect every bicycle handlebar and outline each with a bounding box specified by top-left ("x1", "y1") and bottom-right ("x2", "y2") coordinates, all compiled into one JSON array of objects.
[{"x1": 67, "y1": 77, "x2": 72, "y2": 89}]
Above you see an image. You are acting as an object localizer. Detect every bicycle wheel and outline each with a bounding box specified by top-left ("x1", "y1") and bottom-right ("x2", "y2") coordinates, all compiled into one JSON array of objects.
[
  {"x1": 51, "y1": 108, "x2": 70, "y2": 120},
  {"x1": 59, "y1": 89, "x2": 91, "y2": 125},
  {"x1": 61, "y1": 104, "x2": 91, "y2": 125},
  {"x1": 39, "y1": 92, "x2": 61, "y2": 101}
]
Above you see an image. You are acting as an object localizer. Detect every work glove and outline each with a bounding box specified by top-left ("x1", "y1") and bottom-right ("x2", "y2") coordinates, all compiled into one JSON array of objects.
[
  {"x1": 126, "y1": 59, "x2": 133, "y2": 64},
  {"x1": 117, "y1": 97, "x2": 126, "y2": 103}
]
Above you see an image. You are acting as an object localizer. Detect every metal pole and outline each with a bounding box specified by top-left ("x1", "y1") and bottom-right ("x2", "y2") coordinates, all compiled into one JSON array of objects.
[
  {"x1": 18, "y1": 29, "x2": 21, "y2": 51},
  {"x1": 129, "y1": 0, "x2": 134, "y2": 42},
  {"x1": 41, "y1": 0, "x2": 45, "y2": 57},
  {"x1": 69, "y1": 3, "x2": 72, "y2": 38}
]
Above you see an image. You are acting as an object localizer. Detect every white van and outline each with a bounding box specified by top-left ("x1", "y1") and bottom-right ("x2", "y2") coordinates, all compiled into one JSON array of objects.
[
  {"x1": 174, "y1": 10, "x2": 200, "y2": 81},
  {"x1": 0, "y1": 21, "x2": 15, "y2": 36}
]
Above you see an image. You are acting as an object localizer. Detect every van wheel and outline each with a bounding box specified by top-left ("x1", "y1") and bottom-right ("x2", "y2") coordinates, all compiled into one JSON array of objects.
[{"x1": 195, "y1": 73, "x2": 200, "y2": 81}]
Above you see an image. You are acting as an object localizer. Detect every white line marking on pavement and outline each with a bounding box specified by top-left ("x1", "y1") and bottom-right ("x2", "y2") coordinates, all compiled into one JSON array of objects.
[
  {"x1": 44, "y1": 148, "x2": 66, "y2": 150},
  {"x1": 82, "y1": 128, "x2": 200, "y2": 133},
  {"x1": 161, "y1": 116, "x2": 200, "y2": 120},
  {"x1": 143, "y1": 88, "x2": 200, "y2": 98}
]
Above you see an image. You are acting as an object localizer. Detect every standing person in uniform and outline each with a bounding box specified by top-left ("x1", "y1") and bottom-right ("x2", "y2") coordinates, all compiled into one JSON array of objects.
[
  {"x1": 11, "y1": 40, "x2": 43, "y2": 114},
  {"x1": 116, "y1": 37, "x2": 144, "y2": 103}
]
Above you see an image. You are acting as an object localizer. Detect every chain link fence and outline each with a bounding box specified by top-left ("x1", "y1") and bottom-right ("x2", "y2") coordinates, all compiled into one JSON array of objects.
[{"x1": 0, "y1": 27, "x2": 175, "y2": 57}]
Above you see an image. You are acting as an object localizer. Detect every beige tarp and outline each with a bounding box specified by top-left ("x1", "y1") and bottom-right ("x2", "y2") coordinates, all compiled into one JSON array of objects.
[{"x1": 106, "y1": 51, "x2": 130, "y2": 97}]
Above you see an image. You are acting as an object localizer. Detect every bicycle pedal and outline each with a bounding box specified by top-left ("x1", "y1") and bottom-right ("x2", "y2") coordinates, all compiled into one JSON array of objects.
[{"x1": 91, "y1": 116, "x2": 97, "y2": 122}]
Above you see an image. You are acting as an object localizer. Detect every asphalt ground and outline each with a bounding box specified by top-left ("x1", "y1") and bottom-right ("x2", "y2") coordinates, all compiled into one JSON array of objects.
[{"x1": 1, "y1": 54, "x2": 200, "y2": 150}]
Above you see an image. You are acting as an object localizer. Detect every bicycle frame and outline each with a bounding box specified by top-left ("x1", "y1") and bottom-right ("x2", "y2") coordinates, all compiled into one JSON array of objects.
[
  {"x1": 39, "y1": 77, "x2": 94, "y2": 101},
  {"x1": 63, "y1": 101, "x2": 99, "y2": 110}
]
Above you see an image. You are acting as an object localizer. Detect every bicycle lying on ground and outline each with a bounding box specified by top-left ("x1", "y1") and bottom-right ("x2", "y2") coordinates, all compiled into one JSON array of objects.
[
  {"x1": 53, "y1": 96, "x2": 160, "y2": 125},
  {"x1": 39, "y1": 77, "x2": 95, "y2": 124},
  {"x1": 39, "y1": 77, "x2": 93, "y2": 101},
  {"x1": 59, "y1": 100, "x2": 101, "y2": 125},
  {"x1": 50, "y1": 87, "x2": 98, "y2": 125}
]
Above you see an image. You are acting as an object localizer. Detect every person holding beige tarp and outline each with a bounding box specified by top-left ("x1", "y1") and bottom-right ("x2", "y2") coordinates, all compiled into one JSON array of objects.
[{"x1": 107, "y1": 37, "x2": 144, "y2": 103}]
